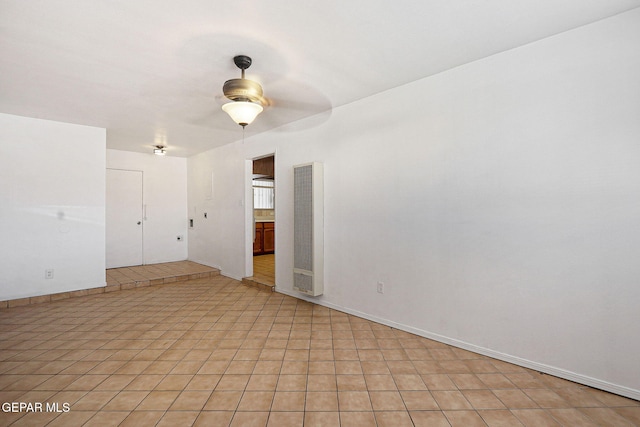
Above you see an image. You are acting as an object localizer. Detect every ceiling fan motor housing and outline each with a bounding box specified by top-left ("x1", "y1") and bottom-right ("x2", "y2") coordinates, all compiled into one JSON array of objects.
[
  {"x1": 223, "y1": 78, "x2": 264, "y2": 103},
  {"x1": 223, "y1": 55, "x2": 265, "y2": 104}
]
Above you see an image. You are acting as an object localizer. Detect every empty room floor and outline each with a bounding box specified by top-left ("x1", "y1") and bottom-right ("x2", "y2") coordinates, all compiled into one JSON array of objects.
[{"x1": 0, "y1": 275, "x2": 638, "y2": 427}]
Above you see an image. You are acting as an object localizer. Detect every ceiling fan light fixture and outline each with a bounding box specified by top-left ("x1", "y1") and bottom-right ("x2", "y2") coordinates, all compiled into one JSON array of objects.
[
  {"x1": 153, "y1": 145, "x2": 166, "y2": 155},
  {"x1": 222, "y1": 101, "x2": 263, "y2": 127},
  {"x1": 222, "y1": 55, "x2": 265, "y2": 127}
]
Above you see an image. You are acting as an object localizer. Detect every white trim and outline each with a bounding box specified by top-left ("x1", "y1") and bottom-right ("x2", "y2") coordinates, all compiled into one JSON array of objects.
[
  {"x1": 275, "y1": 287, "x2": 640, "y2": 401},
  {"x1": 244, "y1": 159, "x2": 254, "y2": 279},
  {"x1": 187, "y1": 259, "x2": 222, "y2": 272},
  {"x1": 222, "y1": 272, "x2": 243, "y2": 281}
]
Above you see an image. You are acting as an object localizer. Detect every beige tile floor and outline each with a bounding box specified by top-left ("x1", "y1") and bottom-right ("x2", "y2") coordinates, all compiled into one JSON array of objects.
[{"x1": 1, "y1": 273, "x2": 639, "y2": 426}]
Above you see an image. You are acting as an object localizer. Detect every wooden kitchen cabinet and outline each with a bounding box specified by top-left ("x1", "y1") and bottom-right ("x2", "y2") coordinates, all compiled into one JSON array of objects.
[
  {"x1": 253, "y1": 223, "x2": 264, "y2": 254},
  {"x1": 263, "y1": 222, "x2": 275, "y2": 253},
  {"x1": 254, "y1": 222, "x2": 275, "y2": 255}
]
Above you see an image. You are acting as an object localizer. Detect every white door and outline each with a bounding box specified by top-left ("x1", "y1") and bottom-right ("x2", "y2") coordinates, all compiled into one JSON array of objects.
[{"x1": 106, "y1": 169, "x2": 143, "y2": 268}]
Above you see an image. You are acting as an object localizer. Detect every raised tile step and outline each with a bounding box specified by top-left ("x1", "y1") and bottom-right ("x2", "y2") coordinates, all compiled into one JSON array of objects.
[{"x1": 1, "y1": 268, "x2": 221, "y2": 309}]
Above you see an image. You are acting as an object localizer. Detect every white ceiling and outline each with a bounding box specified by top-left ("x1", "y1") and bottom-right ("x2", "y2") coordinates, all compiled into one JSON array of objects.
[{"x1": 2, "y1": 1, "x2": 639, "y2": 157}]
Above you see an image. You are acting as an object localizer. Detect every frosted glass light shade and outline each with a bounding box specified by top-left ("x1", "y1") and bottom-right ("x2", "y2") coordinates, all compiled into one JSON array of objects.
[{"x1": 222, "y1": 101, "x2": 263, "y2": 127}]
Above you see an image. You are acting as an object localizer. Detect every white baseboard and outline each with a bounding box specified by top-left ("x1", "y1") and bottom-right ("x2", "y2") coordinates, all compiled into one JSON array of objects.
[
  {"x1": 276, "y1": 288, "x2": 640, "y2": 401},
  {"x1": 224, "y1": 273, "x2": 243, "y2": 281},
  {"x1": 187, "y1": 258, "x2": 224, "y2": 274}
]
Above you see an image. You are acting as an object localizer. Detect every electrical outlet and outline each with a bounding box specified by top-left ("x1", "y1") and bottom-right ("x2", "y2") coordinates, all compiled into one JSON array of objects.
[
  {"x1": 45, "y1": 269, "x2": 54, "y2": 279},
  {"x1": 377, "y1": 281, "x2": 384, "y2": 294}
]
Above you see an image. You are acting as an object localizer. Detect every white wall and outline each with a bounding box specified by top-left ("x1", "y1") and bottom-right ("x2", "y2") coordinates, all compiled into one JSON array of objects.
[
  {"x1": 0, "y1": 114, "x2": 106, "y2": 300},
  {"x1": 107, "y1": 149, "x2": 188, "y2": 264},
  {"x1": 188, "y1": 9, "x2": 640, "y2": 399},
  {"x1": 187, "y1": 143, "x2": 248, "y2": 278}
]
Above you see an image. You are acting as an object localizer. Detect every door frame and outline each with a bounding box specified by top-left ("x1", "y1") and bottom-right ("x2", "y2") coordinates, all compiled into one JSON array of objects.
[{"x1": 245, "y1": 152, "x2": 277, "y2": 283}]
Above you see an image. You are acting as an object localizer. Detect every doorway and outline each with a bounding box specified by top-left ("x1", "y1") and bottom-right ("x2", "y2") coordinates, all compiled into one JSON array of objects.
[
  {"x1": 106, "y1": 168, "x2": 143, "y2": 268},
  {"x1": 250, "y1": 155, "x2": 275, "y2": 287}
]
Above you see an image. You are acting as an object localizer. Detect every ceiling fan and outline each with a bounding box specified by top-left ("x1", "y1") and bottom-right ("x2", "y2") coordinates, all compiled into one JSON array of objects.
[{"x1": 221, "y1": 55, "x2": 266, "y2": 127}]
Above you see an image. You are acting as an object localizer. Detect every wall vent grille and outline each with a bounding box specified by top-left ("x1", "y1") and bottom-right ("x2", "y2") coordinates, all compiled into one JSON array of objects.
[{"x1": 293, "y1": 162, "x2": 323, "y2": 296}]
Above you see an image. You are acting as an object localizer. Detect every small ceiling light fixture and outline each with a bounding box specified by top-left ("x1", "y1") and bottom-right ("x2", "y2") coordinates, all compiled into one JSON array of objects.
[
  {"x1": 222, "y1": 55, "x2": 264, "y2": 127},
  {"x1": 153, "y1": 145, "x2": 166, "y2": 156}
]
